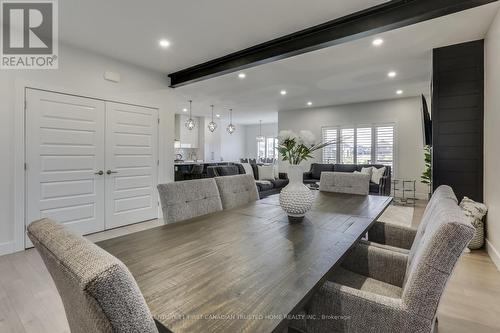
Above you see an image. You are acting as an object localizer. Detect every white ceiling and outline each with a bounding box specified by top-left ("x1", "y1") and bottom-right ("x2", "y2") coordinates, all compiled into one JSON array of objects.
[
  {"x1": 175, "y1": 3, "x2": 500, "y2": 124},
  {"x1": 59, "y1": 0, "x2": 387, "y2": 73},
  {"x1": 58, "y1": 1, "x2": 500, "y2": 125}
]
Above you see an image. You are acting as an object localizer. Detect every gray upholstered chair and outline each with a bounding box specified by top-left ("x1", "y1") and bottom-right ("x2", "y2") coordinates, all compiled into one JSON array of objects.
[
  {"x1": 366, "y1": 185, "x2": 459, "y2": 253},
  {"x1": 214, "y1": 174, "x2": 259, "y2": 210},
  {"x1": 27, "y1": 218, "x2": 161, "y2": 333},
  {"x1": 319, "y1": 172, "x2": 370, "y2": 195},
  {"x1": 157, "y1": 179, "x2": 223, "y2": 223},
  {"x1": 290, "y1": 191, "x2": 474, "y2": 333}
]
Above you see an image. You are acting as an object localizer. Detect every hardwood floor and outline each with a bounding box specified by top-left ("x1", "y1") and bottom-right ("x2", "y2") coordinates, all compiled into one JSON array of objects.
[{"x1": 0, "y1": 203, "x2": 499, "y2": 333}]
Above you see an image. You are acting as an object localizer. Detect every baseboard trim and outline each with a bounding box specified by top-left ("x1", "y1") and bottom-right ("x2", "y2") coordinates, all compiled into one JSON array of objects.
[
  {"x1": 0, "y1": 241, "x2": 15, "y2": 256},
  {"x1": 486, "y1": 238, "x2": 500, "y2": 271}
]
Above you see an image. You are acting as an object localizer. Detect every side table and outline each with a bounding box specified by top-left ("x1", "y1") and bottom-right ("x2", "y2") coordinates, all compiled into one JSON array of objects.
[{"x1": 392, "y1": 179, "x2": 416, "y2": 206}]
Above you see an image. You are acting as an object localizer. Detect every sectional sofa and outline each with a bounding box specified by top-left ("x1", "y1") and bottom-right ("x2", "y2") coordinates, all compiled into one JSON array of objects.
[{"x1": 303, "y1": 163, "x2": 391, "y2": 196}]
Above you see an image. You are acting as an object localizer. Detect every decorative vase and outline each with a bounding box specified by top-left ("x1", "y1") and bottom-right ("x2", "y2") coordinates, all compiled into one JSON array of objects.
[{"x1": 279, "y1": 164, "x2": 314, "y2": 222}]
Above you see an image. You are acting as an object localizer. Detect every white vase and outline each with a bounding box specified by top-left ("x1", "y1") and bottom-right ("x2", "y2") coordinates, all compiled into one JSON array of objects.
[{"x1": 279, "y1": 164, "x2": 314, "y2": 222}]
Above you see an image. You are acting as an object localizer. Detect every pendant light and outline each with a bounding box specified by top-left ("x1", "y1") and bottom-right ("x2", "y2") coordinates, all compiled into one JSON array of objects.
[
  {"x1": 226, "y1": 108, "x2": 236, "y2": 134},
  {"x1": 208, "y1": 105, "x2": 217, "y2": 133},
  {"x1": 256, "y1": 120, "x2": 265, "y2": 142},
  {"x1": 185, "y1": 100, "x2": 195, "y2": 130}
]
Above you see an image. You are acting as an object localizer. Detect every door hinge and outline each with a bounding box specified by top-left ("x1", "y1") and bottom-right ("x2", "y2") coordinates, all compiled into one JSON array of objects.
[
  {"x1": 157, "y1": 160, "x2": 160, "y2": 166},
  {"x1": 24, "y1": 101, "x2": 27, "y2": 110},
  {"x1": 24, "y1": 163, "x2": 27, "y2": 170},
  {"x1": 158, "y1": 118, "x2": 160, "y2": 124}
]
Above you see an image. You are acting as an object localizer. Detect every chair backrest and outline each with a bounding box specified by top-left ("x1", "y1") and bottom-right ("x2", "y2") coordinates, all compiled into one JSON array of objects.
[
  {"x1": 407, "y1": 185, "x2": 458, "y2": 261},
  {"x1": 190, "y1": 164, "x2": 204, "y2": 175},
  {"x1": 207, "y1": 165, "x2": 241, "y2": 177},
  {"x1": 157, "y1": 179, "x2": 223, "y2": 223},
  {"x1": 319, "y1": 172, "x2": 370, "y2": 195},
  {"x1": 401, "y1": 196, "x2": 474, "y2": 321},
  {"x1": 215, "y1": 174, "x2": 260, "y2": 209},
  {"x1": 27, "y1": 219, "x2": 158, "y2": 333}
]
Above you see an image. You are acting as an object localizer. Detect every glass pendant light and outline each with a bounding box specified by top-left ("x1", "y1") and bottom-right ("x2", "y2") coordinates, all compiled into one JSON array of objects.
[
  {"x1": 256, "y1": 120, "x2": 265, "y2": 142},
  {"x1": 226, "y1": 108, "x2": 236, "y2": 134},
  {"x1": 185, "y1": 100, "x2": 195, "y2": 130},
  {"x1": 208, "y1": 105, "x2": 217, "y2": 133}
]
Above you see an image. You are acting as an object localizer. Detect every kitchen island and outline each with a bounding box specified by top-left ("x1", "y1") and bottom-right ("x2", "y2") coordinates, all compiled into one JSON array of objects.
[{"x1": 174, "y1": 162, "x2": 236, "y2": 181}]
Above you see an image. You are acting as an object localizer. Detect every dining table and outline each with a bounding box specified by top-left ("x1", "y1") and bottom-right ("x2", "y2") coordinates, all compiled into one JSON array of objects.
[{"x1": 98, "y1": 191, "x2": 392, "y2": 333}]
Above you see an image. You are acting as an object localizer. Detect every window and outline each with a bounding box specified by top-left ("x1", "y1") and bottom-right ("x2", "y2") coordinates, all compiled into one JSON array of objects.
[
  {"x1": 257, "y1": 137, "x2": 278, "y2": 160},
  {"x1": 375, "y1": 126, "x2": 394, "y2": 170},
  {"x1": 340, "y1": 128, "x2": 354, "y2": 164},
  {"x1": 356, "y1": 127, "x2": 372, "y2": 164},
  {"x1": 322, "y1": 128, "x2": 337, "y2": 164},
  {"x1": 266, "y1": 137, "x2": 279, "y2": 159},
  {"x1": 322, "y1": 124, "x2": 395, "y2": 172}
]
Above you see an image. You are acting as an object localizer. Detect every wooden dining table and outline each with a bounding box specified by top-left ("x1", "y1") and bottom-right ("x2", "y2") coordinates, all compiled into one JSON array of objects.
[{"x1": 98, "y1": 191, "x2": 392, "y2": 333}]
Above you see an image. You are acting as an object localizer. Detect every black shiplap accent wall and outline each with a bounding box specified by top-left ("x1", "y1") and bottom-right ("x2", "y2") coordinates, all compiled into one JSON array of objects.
[{"x1": 432, "y1": 40, "x2": 484, "y2": 202}]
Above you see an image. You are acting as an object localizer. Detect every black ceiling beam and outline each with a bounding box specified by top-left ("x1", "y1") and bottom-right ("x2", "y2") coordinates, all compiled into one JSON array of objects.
[{"x1": 168, "y1": 0, "x2": 497, "y2": 87}]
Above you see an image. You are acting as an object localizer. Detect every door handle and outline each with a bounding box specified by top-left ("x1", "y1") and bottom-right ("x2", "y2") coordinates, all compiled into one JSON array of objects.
[
  {"x1": 106, "y1": 170, "x2": 118, "y2": 175},
  {"x1": 94, "y1": 170, "x2": 104, "y2": 175}
]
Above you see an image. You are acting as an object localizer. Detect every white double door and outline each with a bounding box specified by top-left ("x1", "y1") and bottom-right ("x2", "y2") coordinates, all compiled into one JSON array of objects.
[{"x1": 26, "y1": 89, "x2": 158, "y2": 244}]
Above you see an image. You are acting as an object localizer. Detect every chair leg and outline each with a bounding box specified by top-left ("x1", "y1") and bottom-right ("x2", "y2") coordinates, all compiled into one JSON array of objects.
[{"x1": 433, "y1": 316, "x2": 439, "y2": 333}]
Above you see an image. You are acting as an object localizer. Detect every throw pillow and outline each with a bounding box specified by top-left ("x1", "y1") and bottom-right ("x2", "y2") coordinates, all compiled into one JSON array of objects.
[
  {"x1": 258, "y1": 165, "x2": 274, "y2": 180},
  {"x1": 241, "y1": 163, "x2": 254, "y2": 177},
  {"x1": 371, "y1": 167, "x2": 386, "y2": 185},
  {"x1": 361, "y1": 167, "x2": 373, "y2": 177}
]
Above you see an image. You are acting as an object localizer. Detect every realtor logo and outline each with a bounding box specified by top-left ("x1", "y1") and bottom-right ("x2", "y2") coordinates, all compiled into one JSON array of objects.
[{"x1": 1, "y1": 0, "x2": 58, "y2": 69}]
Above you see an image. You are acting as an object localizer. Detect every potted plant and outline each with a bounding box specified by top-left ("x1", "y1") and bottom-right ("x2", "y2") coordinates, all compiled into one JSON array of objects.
[
  {"x1": 421, "y1": 145, "x2": 432, "y2": 200},
  {"x1": 277, "y1": 130, "x2": 335, "y2": 222}
]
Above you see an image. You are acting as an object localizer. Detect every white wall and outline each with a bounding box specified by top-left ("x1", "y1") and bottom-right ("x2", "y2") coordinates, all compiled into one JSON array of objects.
[
  {"x1": 244, "y1": 123, "x2": 278, "y2": 158},
  {"x1": 484, "y1": 8, "x2": 500, "y2": 270},
  {"x1": 203, "y1": 118, "x2": 245, "y2": 162},
  {"x1": 0, "y1": 43, "x2": 177, "y2": 255},
  {"x1": 278, "y1": 97, "x2": 428, "y2": 197},
  {"x1": 221, "y1": 125, "x2": 246, "y2": 162}
]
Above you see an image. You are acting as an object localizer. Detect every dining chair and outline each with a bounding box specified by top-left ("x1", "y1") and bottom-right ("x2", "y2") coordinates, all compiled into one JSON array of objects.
[
  {"x1": 290, "y1": 189, "x2": 474, "y2": 333},
  {"x1": 214, "y1": 174, "x2": 259, "y2": 209},
  {"x1": 27, "y1": 218, "x2": 165, "y2": 333},
  {"x1": 365, "y1": 185, "x2": 458, "y2": 253},
  {"x1": 157, "y1": 179, "x2": 223, "y2": 223},
  {"x1": 319, "y1": 172, "x2": 370, "y2": 195}
]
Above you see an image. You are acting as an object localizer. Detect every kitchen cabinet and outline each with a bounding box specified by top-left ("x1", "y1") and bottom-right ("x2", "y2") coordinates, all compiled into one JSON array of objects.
[{"x1": 175, "y1": 114, "x2": 199, "y2": 148}]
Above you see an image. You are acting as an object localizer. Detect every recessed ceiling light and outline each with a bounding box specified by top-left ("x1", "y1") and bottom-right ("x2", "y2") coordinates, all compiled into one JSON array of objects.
[
  {"x1": 238, "y1": 73, "x2": 246, "y2": 79},
  {"x1": 280, "y1": 90, "x2": 287, "y2": 96},
  {"x1": 396, "y1": 90, "x2": 403, "y2": 95},
  {"x1": 159, "y1": 39, "x2": 170, "y2": 48},
  {"x1": 182, "y1": 108, "x2": 188, "y2": 112},
  {"x1": 388, "y1": 71, "x2": 397, "y2": 78},
  {"x1": 216, "y1": 114, "x2": 221, "y2": 118},
  {"x1": 372, "y1": 38, "x2": 384, "y2": 46},
  {"x1": 307, "y1": 101, "x2": 313, "y2": 106}
]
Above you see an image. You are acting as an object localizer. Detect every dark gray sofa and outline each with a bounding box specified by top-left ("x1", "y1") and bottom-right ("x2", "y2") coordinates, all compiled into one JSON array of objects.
[
  {"x1": 207, "y1": 164, "x2": 289, "y2": 198},
  {"x1": 303, "y1": 163, "x2": 391, "y2": 196}
]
